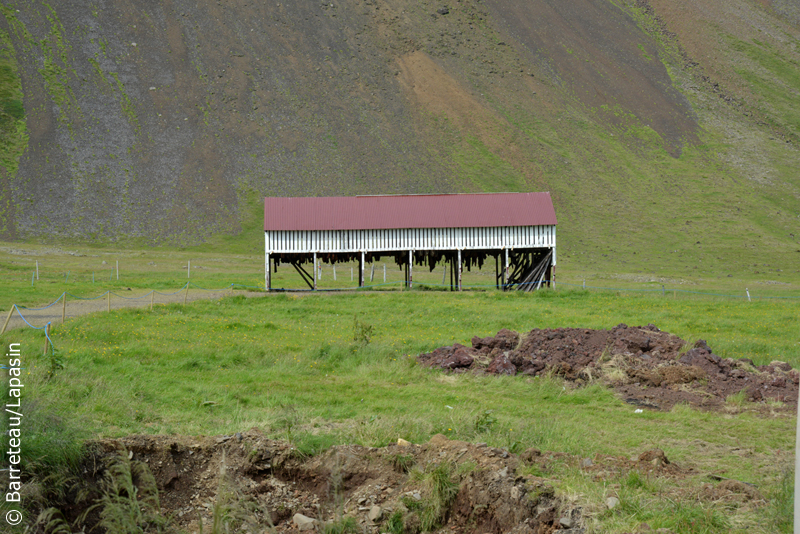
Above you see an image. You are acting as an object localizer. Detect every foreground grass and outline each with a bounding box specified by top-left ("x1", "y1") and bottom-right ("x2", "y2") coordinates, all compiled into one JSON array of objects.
[{"x1": 2, "y1": 289, "x2": 797, "y2": 532}]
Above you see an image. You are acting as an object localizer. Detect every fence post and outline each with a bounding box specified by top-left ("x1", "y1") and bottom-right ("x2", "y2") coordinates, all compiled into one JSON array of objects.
[
  {"x1": 107, "y1": 292, "x2": 111, "y2": 313},
  {"x1": 36, "y1": 260, "x2": 39, "y2": 280},
  {"x1": 43, "y1": 323, "x2": 50, "y2": 356},
  {"x1": 1, "y1": 306, "x2": 14, "y2": 335},
  {"x1": 333, "y1": 265, "x2": 337, "y2": 281},
  {"x1": 184, "y1": 283, "x2": 189, "y2": 305},
  {"x1": 351, "y1": 266, "x2": 353, "y2": 281},
  {"x1": 116, "y1": 260, "x2": 119, "y2": 280},
  {"x1": 384, "y1": 264, "x2": 386, "y2": 283},
  {"x1": 150, "y1": 291, "x2": 154, "y2": 311},
  {"x1": 62, "y1": 293, "x2": 66, "y2": 323},
  {"x1": 92, "y1": 272, "x2": 95, "y2": 283},
  {"x1": 662, "y1": 285, "x2": 665, "y2": 296},
  {"x1": 188, "y1": 260, "x2": 191, "y2": 279},
  {"x1": 31, "y1": 272, "x2": 34, "y2": 286},
  {"x1": 746, "y1": 288, "x2": 751, "y2": 302},
  {"x1": 583, "y1": 279, "x2": 586, "y2": 289},
  {"x1": 442, "y1": 265, "x2": 447, "y2": 285}
]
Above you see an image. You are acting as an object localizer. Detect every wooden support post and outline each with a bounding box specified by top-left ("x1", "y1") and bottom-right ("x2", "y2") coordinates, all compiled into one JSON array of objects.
[
  {"x1": 503, "y1": 248, "x2": 509, "y2": 290},
  {"x1": 62, "y1": 293, "x2": 66, "y2": 323},
  {"x1": 184, "y1": 284, "x2": 189, "y2": 305},
  {"x1": 450, "y1": 256, "x2": 454, "y2": 291},
  {"x1": 495, "y1": 254, "x2": 499, "y2": 290},
  {"x1": 313, "y1": 253, "x2": 317, "y2": 290},
  {"x1": 1, "y1": 306, "x2": 14, "y2": 336},
  {"x1": 107, "y1": 292, "x2": 111, "y2": 313},
  {"x1": 359, "y1": 252, "x2": 365, "y2": 287},
  {"x1": 408, "y1": 250, "x2": 413, "y2": 289},
  {"x1": 265, "y1": 253, "x2": 271, "y2": 291},
  {"x1": 458, "y1": 249, "x2": 462, "y2": 291}
]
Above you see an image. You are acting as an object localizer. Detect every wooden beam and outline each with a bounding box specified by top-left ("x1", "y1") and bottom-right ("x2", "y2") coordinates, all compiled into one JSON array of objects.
[
  {"x1": 1, "y1": 306, "x2": 14, "y2": 335},
  {"x1": 457, "y1": 249, "x2": 462, "y2": 291},
  {"x1": 408, "y1": 250, "x2": 413, "y2": 289},
  {"x1": 503, "y1": 248, "x2": 509, "y2": 290},
  {"x1": 265, "y1": 247, "x2": 271, "y2": 291},
  {"x1": 291, "y1": 261, "x2": 315, "y2": 290},
  {"x1": 359, "y1": 251, "x2": 365, "y2": 287}
]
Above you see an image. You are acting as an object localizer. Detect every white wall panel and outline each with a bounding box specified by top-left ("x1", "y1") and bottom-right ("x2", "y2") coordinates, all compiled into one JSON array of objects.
[{"x1": 266, "y1": 226, "x2": 555, "y2": 254}]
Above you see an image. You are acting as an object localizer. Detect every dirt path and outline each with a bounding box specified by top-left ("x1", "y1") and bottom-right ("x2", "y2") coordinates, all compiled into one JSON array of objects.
[{"x1": 0, "y1": 287, "x2": 263, "y2": 334}]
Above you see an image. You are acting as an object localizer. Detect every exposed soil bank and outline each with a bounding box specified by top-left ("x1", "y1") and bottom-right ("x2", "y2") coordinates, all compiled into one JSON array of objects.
[{"x1": 28, "y1": 431, "x2": 597, "y2": 533}]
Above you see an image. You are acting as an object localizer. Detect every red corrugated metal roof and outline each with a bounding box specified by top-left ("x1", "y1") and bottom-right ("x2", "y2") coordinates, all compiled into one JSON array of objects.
[{"x1": 264, "y1": 193, "x2": 557, "y2": 231}]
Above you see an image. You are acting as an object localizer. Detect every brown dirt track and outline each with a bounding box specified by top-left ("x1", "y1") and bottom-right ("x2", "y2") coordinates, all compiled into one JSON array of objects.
[
  {"x1": 0, "y1": 287, "x2": 257, "y2": 334},
  {"x1": 419, "y1": 324, "x2": 798, "y2": 412}
]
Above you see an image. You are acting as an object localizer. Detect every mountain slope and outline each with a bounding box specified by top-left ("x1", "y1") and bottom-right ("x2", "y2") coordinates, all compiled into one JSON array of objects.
[{"x1": 0, "y1": 0, "x2": 798, "y2": 280}]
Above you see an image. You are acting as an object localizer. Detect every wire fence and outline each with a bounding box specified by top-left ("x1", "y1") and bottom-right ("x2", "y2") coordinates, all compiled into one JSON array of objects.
[
  {"x1": 0, "y1": 282, "x2": 262, "y2": 354},
  {"x1": 2, "y1": 275, "x2": 798, "y2": 356}
]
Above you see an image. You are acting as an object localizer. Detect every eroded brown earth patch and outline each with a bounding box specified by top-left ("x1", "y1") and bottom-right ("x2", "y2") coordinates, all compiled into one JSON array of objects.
[{"x1": 419, "y1": 324, "x2": 798, "y2": 412}]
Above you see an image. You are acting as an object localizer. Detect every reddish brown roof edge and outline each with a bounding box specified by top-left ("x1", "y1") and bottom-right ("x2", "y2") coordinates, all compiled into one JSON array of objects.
[{"x1": 264, "y1": 192, "x2": 557, "y2": 231}]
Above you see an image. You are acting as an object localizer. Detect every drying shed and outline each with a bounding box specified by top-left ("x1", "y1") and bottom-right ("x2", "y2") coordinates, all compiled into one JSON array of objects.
[{"x1": 264, "y1": 192, "x2": 557, "y2": 291}]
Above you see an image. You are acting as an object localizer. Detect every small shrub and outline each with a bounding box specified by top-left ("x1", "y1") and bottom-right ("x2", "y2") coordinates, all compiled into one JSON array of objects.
[
  {"x1": 408, "y1": 462, "x2": 459, "y2": 532},
  {"x1": 473, "y1": 410, "x2": 497, "y2": 434},
  {"x1": 400, "y1": 495, "x2": 423, "y2": 511},
  {"x1": 81, "y1": 450, "x2": 171, "y2": 534},
  {"x1": 391, "y1": 453, "x2": 416, "y2": 473},
  {"x1": 385, "y1": 510, "x2": 405, "y2": 534},
  {"x1": 353, "y1": 315, "x2": 374, "y2": 346}
]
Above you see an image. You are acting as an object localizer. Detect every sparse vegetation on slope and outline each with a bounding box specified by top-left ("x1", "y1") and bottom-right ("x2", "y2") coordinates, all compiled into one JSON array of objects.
[{"x1": 0, "y1": 0, "x2": 797, "y2": 287}]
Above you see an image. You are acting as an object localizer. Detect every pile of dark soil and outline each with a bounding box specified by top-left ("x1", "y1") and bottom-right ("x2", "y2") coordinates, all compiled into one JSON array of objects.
[{"x1": 418, "y1": 324, "x2": 798, "y2": 412}]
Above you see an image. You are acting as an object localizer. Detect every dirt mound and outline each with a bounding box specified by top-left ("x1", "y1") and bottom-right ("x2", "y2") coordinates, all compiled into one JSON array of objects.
[
  {"x1": 32, "y1": 430, "x2": 587, "y2": 534},
  {"x1": 418, "y1": 325, "x2": 798, "y2": 412}
]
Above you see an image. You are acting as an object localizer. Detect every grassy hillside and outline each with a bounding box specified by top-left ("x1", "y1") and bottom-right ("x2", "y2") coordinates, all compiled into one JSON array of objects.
[{"x1": 0, "y1": 0, "x2": 797, "y2": 284}]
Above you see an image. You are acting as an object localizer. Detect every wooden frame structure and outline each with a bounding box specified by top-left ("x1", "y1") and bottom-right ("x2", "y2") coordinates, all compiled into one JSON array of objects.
[{"x1": 264, "y1": 193, "x2": 557, "y2": 291}]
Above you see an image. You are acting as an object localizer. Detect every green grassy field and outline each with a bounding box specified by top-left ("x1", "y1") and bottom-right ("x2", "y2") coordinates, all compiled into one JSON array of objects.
[{"x1": 2, "y1": 277, "x2": 798, "y2": 532}]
